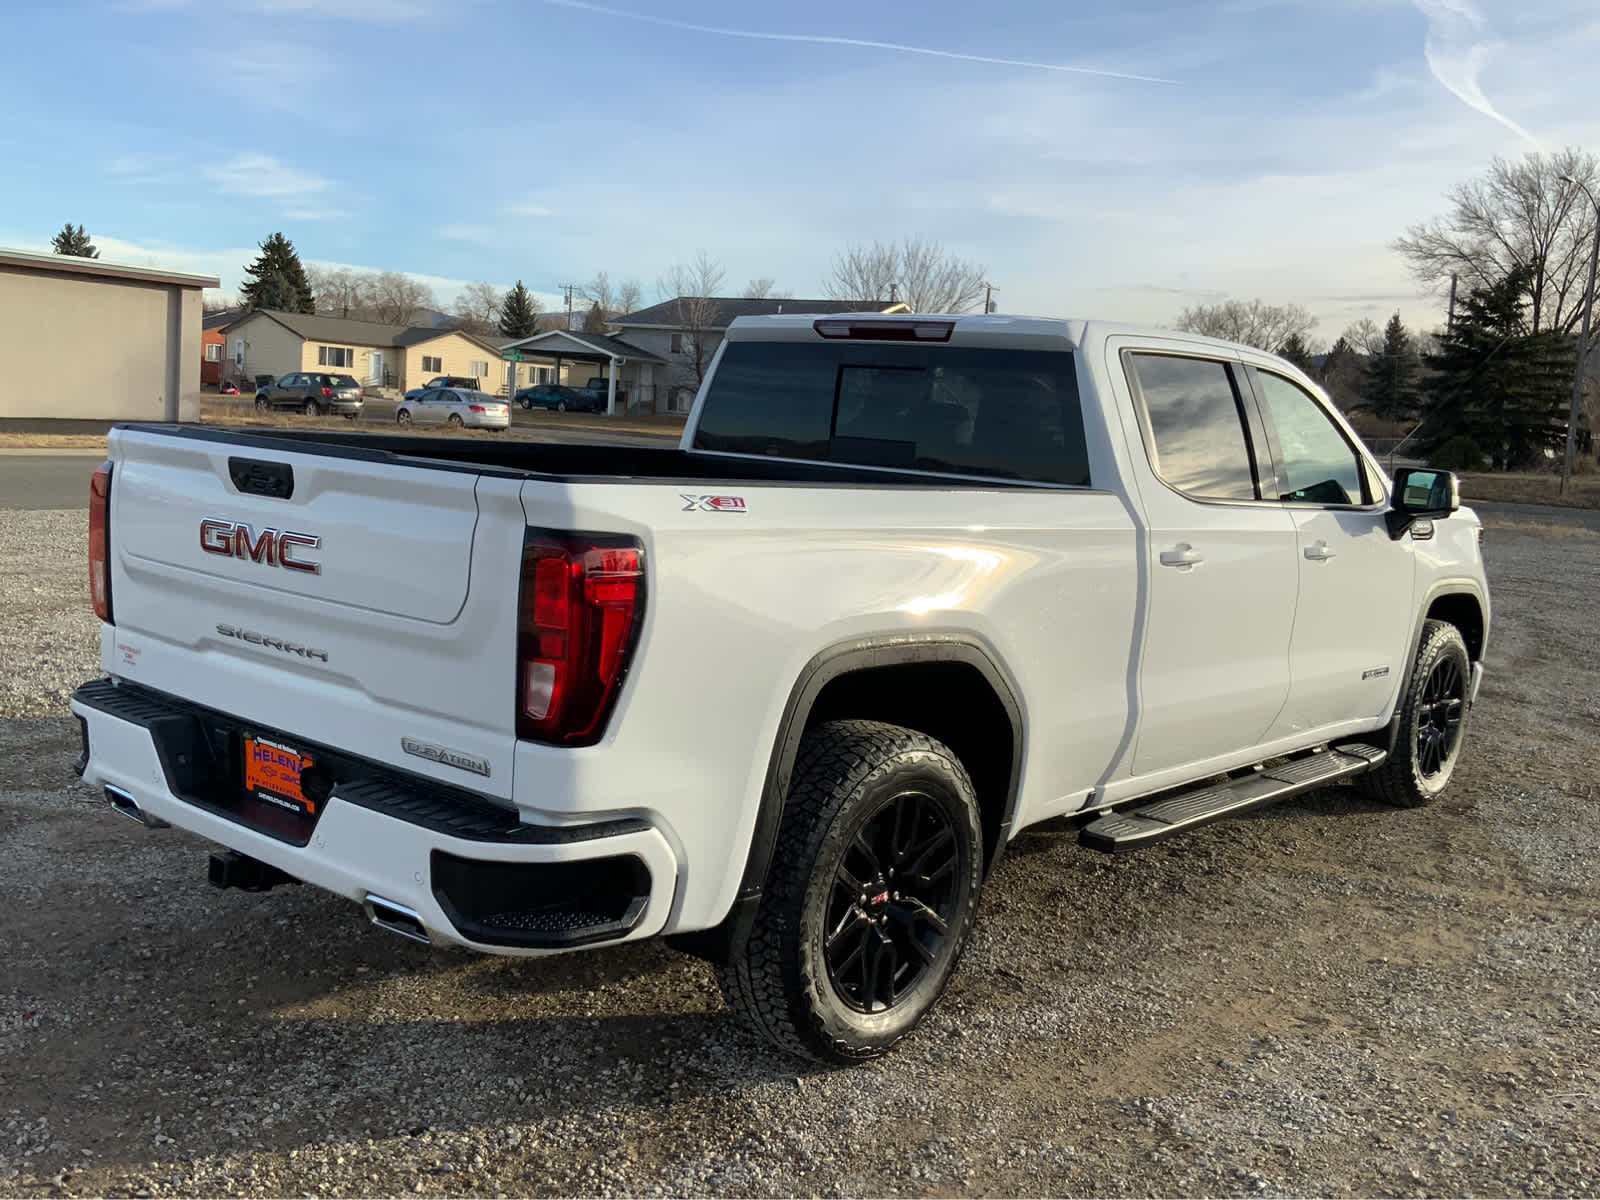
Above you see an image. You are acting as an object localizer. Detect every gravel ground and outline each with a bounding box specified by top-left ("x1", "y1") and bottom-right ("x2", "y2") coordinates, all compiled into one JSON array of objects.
[{"x1": 1, "y1": 508, "x2": 1597, "y2": 1197}]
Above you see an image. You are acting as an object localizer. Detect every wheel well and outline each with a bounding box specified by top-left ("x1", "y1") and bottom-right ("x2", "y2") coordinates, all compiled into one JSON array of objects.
[
  {"x1": 1426, "y1": 593, "x2": 1485, "y2": 660},
  {"x1": 806, "y1": 661, "x2": 1018, "y2": 869}
]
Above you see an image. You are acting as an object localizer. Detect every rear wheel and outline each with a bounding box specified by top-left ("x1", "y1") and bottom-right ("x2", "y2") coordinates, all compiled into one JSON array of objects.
[
  {"x1": 557, "y1": 399, "x2": 567, "y2": 412},
  {"x1": 344, "y1": 412, "x2": 358, "y2": 421},
  {"x1": 1361, "y1": 619, "x2": 1472, "y2": 808},
  {"x1": 254, "y1": 395, "x2": 268, "y2": 411},
  {"x1": 715, "y1": 720, "x2": 983, "y2": 1063},
  {"x1": 396, "y1": 409, "x2": 413, "y2": 426}
]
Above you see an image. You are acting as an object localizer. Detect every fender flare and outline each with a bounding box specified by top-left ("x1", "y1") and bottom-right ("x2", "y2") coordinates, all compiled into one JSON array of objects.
[
  {"x1": 667, "y1": 634, "x2": 1024, "y2": 962},
  {"x1": 1370, "y1": 579, "x2": 1489, "y2": 756}
]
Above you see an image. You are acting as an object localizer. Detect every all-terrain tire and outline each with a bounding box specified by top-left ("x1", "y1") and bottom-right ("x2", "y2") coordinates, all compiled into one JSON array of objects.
[
  {"x1": 715, "y1": 720, "x2": 983, "y2": 1063},
  {"x1": 1361, "y1": 619, "x2": 1472, "y2": 808}
]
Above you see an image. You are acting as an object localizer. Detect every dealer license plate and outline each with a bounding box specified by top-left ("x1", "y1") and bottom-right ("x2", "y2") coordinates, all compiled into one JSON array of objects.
[{"x1": 243, "y1": 735, "x2": 318, "y2": 815}]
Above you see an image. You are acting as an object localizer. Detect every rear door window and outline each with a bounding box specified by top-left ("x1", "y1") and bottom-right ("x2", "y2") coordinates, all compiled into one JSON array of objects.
[
  {"x1": 692, "y1": 341, "x2": 1089, "y2": 486},
  {"x1": 1127, "y1": 353, "x2": 1259, "y2": 501}
]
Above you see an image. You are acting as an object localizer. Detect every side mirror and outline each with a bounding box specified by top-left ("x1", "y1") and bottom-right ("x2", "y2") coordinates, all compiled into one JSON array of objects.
[{"x1": 1386, "y1": 467, "x2": 1460, "y2": 539}]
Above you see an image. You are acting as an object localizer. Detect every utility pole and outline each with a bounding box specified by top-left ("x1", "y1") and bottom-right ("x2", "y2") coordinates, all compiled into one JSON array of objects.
[
  {"x1": 559, "y1": 283, "x2": 581, "y2": 331},
  {"x1": 983, "y1": 281, "x2": 998, "y2": 314},
  {"x1": 887, "y1": 282, "x2": 899, "y2": 304},
  {"x1": 1559, "y1": 175, "x2": 1599, "y2": 496},
  {"x1": 1446, "y1": 273, "x2": 1458, "y2": 333}
]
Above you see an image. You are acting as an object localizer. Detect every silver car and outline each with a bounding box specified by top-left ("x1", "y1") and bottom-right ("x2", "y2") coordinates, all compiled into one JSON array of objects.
[{"x1": 394, "y1": 388, "x2": 511, "y2": 430}]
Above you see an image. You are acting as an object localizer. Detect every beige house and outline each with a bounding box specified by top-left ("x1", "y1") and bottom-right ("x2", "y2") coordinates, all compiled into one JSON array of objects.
[
  {"x1": 221, "y1": 310, "x2": 504, "y2": 395},
  {"x1": 0, "y1": 247, "x2": 218, "y2": 421}
]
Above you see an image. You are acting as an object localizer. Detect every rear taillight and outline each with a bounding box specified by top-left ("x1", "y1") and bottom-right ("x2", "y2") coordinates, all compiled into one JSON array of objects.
[
  {"x1": 89, "y1": 461, "x2": 113, "y2": 624},
  {"x1": 469, "y1": 404, "x2": 486, "y2": 413},
  {"x1": 517, "y1": 531, "x2": 645, "y2": 745},
  {"x1": 321, "y1": 386, "x2": 332, "y2": 398}
]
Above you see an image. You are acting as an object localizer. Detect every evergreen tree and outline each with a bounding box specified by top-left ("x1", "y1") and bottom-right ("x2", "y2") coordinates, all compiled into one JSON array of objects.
[
  {"x1": 582, "y1": 300, "x2": 607, "y2": 333},
  {"x1": 1420, "y1": 264, "x2": 1573, "y2": 470},
  {"x1": 1319, "y1": 335, "x2": 1352, "y2": 380},
  {"x1": 1361, "y1": 312, "x2": 1422, "y2": 420},
  {"x1": 51, "y1": 222, "x2": 98, "y2": 258},
  {"x1": 1277, "y1": 331, "x2": 1316, "y2": 372},
  {"x1": 498, "y1": 280, "x2": 539, "y2": 339},
  {"x1": 239, "y1": 232, "x2": 314, "y2": 313}
]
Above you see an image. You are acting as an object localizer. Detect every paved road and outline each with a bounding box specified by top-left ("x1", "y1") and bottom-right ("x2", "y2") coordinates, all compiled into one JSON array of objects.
[
  {"x1": 1470, "y1": 499, "x2": 1600, "y2": 532},
  {"x1": 0, "y1": 455, "x2": 105, "y2": 510}
]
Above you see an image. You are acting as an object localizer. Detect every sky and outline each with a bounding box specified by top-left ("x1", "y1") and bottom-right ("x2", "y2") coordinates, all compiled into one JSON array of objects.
[{"x1": 3, "y1": 0, "x2": 1598, "y2": 342}]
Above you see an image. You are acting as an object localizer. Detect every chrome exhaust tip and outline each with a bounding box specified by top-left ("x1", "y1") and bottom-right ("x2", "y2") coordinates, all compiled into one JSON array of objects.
[
  {"x1": 362, "y1": 894, "x2": 431, "y2": 945},
  {"x1": 105, "y1": 785, "x2": 169, "y2": 829}
]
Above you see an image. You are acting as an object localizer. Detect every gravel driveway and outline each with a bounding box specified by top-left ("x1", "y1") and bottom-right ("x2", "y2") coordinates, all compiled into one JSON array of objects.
[{"x1": 2, "y1": 508, "x2": 1597, "y2": 1197}]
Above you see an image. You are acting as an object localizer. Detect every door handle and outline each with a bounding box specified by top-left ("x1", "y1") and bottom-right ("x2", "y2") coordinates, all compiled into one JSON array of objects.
[
  {"x1": 1303, "y1": 541, "x2": 1337, "y2": 561},
  {"x1": 1159, "y1": 543, "x2": 1203, "y2": 568}
]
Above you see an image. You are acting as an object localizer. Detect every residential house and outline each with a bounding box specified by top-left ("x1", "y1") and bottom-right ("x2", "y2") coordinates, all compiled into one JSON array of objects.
[
  {"x1": 609, "y1": 297, "x2": 910, "y2": 412},
  {"x1": 201, "y1": 309, "x2": 241, "y2": 387},
  {"x1": 219, "y1": 309, "x2": 502, "y2": 395}
]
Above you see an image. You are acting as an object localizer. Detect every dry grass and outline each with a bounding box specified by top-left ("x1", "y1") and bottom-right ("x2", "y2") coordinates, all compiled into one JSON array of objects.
[
  {"x1": 0, "y1": 433, "x2": 109, "y2": 450},
  {"x1": 1479, "y1": 514, "x2": 1600, "y2": 539},
  {"x1": 1460, "y1": 470, "x2": 1600, "y2": 509}
]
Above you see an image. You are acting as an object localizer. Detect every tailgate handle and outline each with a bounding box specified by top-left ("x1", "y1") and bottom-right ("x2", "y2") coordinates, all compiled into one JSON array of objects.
[{"x1": 228, "y1": 457, "x2": 294, "y2": 500}]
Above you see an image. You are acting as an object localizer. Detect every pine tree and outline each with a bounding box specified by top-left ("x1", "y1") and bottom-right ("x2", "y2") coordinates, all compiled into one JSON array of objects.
[
  {"x1": 51, "y1": 222, "x2": 98, "y2": 258},
  {"x1": 1420, "y1": 265, "x2": 1573, "y2": 470},
  {"x1": 1361, "y1": 313, "x2": 1421, "y2": 420},
  {"x1": 239, "y1": 232, "x2": 314, "y2": 313},
  {"x1": 1277, "y1": 331, "x2": 1315, "y2": 372},
  {"x1": 582, "y1": 300, "x2": 608, "y2": 333},
  {"x1": 498, "y1": 280, "x2": 538, "y2": 339}
]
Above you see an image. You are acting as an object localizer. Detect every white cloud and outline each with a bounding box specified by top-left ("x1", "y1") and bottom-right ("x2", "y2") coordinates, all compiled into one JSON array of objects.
[
  {"x1": 207, "y1": 154, "x2": 331, "y2": 197},
  {"x1": 1412, "y1": 0, "x2": 1539, "y2": 146}
]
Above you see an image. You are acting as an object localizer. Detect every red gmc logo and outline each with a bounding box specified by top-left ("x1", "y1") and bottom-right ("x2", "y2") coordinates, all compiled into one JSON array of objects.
[{"x1": 200, "y1": 519, "x2": 321, "y2": 574}]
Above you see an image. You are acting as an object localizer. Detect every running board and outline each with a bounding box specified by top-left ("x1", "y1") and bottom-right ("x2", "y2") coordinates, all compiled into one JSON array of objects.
[{"x1": 1079, "y1": 743, "x2": 1387, "y2": 854}]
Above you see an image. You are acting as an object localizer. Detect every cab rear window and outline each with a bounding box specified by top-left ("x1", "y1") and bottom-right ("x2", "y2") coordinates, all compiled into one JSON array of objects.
[{"x1": 692, "y1": 341, "x2": 1089, "y2": 486}]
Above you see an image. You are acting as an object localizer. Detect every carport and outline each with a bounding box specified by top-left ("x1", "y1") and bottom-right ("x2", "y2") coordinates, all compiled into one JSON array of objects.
[{"x1": 499, "y1": 330, "x2": 665, "y2": 416}]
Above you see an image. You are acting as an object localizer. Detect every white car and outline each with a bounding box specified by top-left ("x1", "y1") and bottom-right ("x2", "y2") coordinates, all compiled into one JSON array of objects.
[
  {"x1": 394, "y1": 387, "x2": 509, "y2": 430},
  {"x1": 72, "y1": 313, "x2": 1488, "y2": 1063}
]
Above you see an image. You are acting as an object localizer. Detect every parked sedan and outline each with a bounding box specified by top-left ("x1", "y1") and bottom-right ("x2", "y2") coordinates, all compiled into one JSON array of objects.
[
  {"x1": 514, "y1": 382, "x2": 604, "y2": 413},
  {"x1": 394, "y1": 388, "x2": 510, "y2": 430},
  {"x1": 255, "y1": 372, "x2": 364, "y2": 418}
]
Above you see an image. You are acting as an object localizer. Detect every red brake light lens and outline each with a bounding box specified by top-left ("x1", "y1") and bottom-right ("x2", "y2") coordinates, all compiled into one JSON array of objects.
[
  {"x1": 469, "y1": 404, "x2": 486, "y2": 413},
  {"x1": 321, "y1": 386, "x2": 332, "y2": 398},
  {"x1": 89, "y1": 461, "x2": 113, "y2": 623},
  {"x1": 517, "y1": 532, "x2": 645, "y2": 745}
]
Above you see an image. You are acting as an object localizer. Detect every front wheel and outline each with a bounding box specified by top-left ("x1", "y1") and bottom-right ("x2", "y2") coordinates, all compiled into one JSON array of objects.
[
  {"x1": 255, "y1": 395, "x2": 268, "y2": 411},
  {"x1": 1361, "y1": 619, "x2": 1472, "y2": 808},
  {"x1": 447, "y1": 413, "x2": 464, "y2": 427},
  {"x1": 715, "y1": 720, "x2": 983, "y2": 1063},
  {"x1": 557, "y1": 400, "x2": 567, "y2": 412},
  {"x1": 302, "y1": 399, "x2": 319, "y2": 416}
]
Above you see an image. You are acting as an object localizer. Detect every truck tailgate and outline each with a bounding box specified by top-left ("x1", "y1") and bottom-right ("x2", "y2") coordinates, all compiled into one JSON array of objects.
[{"x1": 102, "y1": 428, "x2": 527, "y2": 800}]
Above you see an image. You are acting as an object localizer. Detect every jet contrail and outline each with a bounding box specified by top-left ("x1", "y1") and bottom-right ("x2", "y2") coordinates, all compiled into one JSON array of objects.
[
  {"x1": 1412, "y1": 0, "x2": 1538, "y2": 146},
  {"x1": 539, "y1": 0, "x2": 1176, "y2": 84}
]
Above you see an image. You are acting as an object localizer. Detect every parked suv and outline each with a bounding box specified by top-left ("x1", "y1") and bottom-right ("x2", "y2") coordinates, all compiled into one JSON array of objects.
[
  {"x1": 255, "y1": 373, "x2": 364, "y2": 418},
  {"x1": 404, "y1": 375, "x2": 479, "y2": 401}
]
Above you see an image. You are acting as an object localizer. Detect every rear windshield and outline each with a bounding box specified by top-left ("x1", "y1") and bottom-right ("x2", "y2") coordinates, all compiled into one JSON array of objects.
[
  {"x1": 692, "y1": 341, "x2": 1089, "y2": 487},
  {"x1": 333, "y1": 375, "x2": 359, "y2": 388}
]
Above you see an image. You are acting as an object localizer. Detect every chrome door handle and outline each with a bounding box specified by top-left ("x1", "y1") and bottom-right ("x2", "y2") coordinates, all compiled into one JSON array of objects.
[
  {"x1": 1159, "y1": 543, "x2": 1203, "y2": 567},
  {"x1": 1303, "y1": 541, "x2": 1337, "y2": 561}
]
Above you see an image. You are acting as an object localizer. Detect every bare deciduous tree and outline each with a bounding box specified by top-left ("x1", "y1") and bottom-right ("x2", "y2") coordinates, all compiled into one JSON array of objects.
[
  {"x1": 823, "y1": 235, "x2": 986, "y2": 313},
  {"x1": 585, "y1": 271, "x2": 645, "y2": 317},
  {"x1": 658, "y1": 251, "x2": 727, "y2": 387},
  {"x1": 1173, "y1": 298, "x2": 1317, "y2": 352},
  {"x1": 306, "y1": 265, "x2": 368, "y2": 318},
  {"x1": 1393, "y1": 147, "x2": 1600, "y2": 335},
  {"x1": 452, "y1": 281, "x2": 503, "y2": 335},
  {"x1": 366, "y1": 271, "x2": 435, "y2": 325},
  {"x1": 1340, "y1": 317, "x2": 1384, "y2": 357},
  {"x1": 742, "y1": 277, "x2": 789, "y2": 299}
]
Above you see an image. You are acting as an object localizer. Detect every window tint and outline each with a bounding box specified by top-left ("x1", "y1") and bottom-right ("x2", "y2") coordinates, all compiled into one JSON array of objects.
[
  {"x1": 1129, "y1": 354, "x2": 1258, "y2": 500},
  {"x1": 693, "y1": 341, "x2": 1089, "y2": 486},
  {"x1": 1255, "y1": 371, "x2": 1367, "y2": 505}
]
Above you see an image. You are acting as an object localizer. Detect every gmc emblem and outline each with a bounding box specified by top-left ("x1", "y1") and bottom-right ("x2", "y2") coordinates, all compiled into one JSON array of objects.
[{"x1": 200, "y1": 519, "x2": 321, "y2": 574}]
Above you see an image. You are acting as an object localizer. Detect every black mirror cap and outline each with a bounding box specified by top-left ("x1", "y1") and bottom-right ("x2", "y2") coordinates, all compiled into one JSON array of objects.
[{"x1": 1386, "y1": 467, "x2": 1461, "y2": 538}]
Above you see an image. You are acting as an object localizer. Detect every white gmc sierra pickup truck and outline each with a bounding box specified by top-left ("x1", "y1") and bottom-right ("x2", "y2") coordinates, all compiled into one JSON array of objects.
[{"x1": 72, "y1": 313, "x2": 1489, "y2": 1062}]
